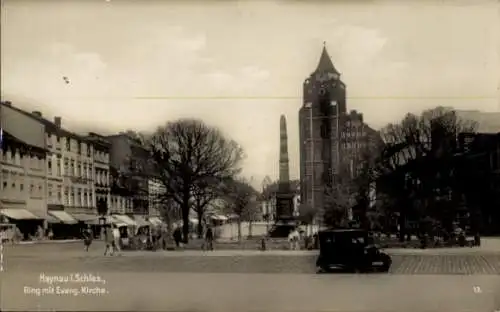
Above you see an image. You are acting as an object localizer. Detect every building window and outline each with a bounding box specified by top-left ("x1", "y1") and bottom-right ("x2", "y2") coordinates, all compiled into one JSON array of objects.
[
  {"x1": 87, "y1": 146, "x2": 91, "y2": 157},
  {"x1": 64, "y1": 188, "x2": 69, "y2": 205},
  {"x1": 66, "y1": 139, "x2": 71, "y2": 151},
  {"x1": 70, "y1": 160, "x2": 75, "y2": 176},
  {"x1": 48, "y1": 159, "x2": 52, "y2": 172},
  {"x1": 77, "y1": 142, "x2": 82, "y2": 155},
  {"x1": 56, "y1": 136, "x2": 60, "y2": 143},
  {"x1": 77, "y1": 190, "x2": 81, "y2": 206},
  {"x1": 64, "y1": 158, "x2": 69, "y2": 175},
  {"x1": 57, "y1": 159, "x2": 61, "y2": 176},
  {"x1": 30, "y1": 184, "x2": 34, "y2": 194},
  {"x1": 20, "y1": 183, "x2": 24, "y2": 191}
]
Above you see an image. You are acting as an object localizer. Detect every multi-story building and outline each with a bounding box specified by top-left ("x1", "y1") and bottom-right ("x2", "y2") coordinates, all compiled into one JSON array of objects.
[
  {"x1": 298, "y1": 46, "x2": 379, "y2": 222},
  {"x1": 84, "y1": 132, "x2": 111, "y2": 216},
  {"x1": 107, "y1": 133, "x2": 149, "y2": 217},
  {"x1": 339, "y1": 110, "x2": 381, "y2": 174},
  {"x1": 3, "y1": 104, "x2": 96, "y2": 221},
  {"x1": 148, "y1": 178, "x2": 164, "y2": 217},
  {"x1": 0, "y1": 101, "x2": 48, "y2": 236},
  {"x1": 456, "y1": 132, "x2": 500, "y2": 234},
  {"x1": 453, "y1": 110, "x2": 500, "y2": 133}
]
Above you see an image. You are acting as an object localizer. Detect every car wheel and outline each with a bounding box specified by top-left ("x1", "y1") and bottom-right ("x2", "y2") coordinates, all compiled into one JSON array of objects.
[{"x1": 379, "y1": 254, "x2": 392, "y2": 272}]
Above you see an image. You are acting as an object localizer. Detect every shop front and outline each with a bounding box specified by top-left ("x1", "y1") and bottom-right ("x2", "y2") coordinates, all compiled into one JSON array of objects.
[{"x1": 0, "y1": 207, "x2": 44, "y2": 240}]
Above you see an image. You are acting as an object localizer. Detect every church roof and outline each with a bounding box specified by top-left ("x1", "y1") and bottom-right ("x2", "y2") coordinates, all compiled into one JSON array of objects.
[{"x1": 315, "y1": 45, "x2": 339, "y2": 74}]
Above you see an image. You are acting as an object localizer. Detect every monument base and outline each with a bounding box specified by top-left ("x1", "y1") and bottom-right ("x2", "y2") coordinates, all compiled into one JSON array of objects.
[{"x1": 268, "y1": 193, "x2": 297, "y2": 238}]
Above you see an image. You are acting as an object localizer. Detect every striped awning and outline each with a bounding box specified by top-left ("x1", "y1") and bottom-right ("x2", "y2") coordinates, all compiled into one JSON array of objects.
[
  {"x1": 133, "y1": 215, "x2": 151, "y2": 227},
  {"x1": 148, "y1": 217, "x2": 163, "y2": 226},
  {"x1": 48, "y1": 211, "x2": 78, "y2": 224},
  {"x1": 210, "y1": 215, "x2": 228, "y2": 221},
  {"x1": 0, "y1": 209, "x2": 41, "y2": 220},
  {"x1": 71, "y1": 213, "x2": 99, "y2": 223},
  {"x1": 30, "y1": 211, "x2": 59, "y2": 223},
  {"x1": 112, "y1": 215, "x2": 137, "y2": 226}
]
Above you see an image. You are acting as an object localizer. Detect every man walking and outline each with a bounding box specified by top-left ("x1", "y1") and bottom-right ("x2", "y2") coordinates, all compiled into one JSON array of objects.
[
  {"x1": 173, "y1": 226, "x2": 182, "y2": 248},
  {"x1": 83, "y1": 225, "x2": 93, "y2": 252},
  {"x1": 204, "y1": 226, "x2": 214, "y2": 251},
  {"x1": 104, "y1": 225, "x2": 113, "y2": 256},
  {"x1": 288, "y1": 228, "x2": 300, "y2": 250},
  {"x1": 112, "y1": 225, "x2": 121, "y2": 254}
]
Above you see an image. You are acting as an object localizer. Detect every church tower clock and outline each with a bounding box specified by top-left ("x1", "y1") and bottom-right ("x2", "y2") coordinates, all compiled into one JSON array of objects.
[{"x1": 299, "y1": 44, "x2": 346, "y2": 222}]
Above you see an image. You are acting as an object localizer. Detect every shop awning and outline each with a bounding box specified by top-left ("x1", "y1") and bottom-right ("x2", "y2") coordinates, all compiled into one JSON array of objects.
[
  {"x1": 210, "y1": 215, "x2": 228, "y2": 221},
  {"x1": 29, "y1": 211, "x2": 60, "y2": 223},
  {"x1": 133, "y1": 215, "x2": 151, "y2": 227},
  {"x1": 0, "y1": 209, "x2": 41, "y2": 220},
  {"x1": 45, "y1": 214, "x2": 61, "y2": 223},
  {"x1": 71, "y1": 213, "x2": 99, "y2": 223},
  {"x1": 112, "y1": 215, "x2": 137, "y2": 226},
  {"x1": 148, "y1": 217, "x2": 163, "y2": 226},
  {"x1": 48, "y1": 211, "x2": 78, "y2": 224}
]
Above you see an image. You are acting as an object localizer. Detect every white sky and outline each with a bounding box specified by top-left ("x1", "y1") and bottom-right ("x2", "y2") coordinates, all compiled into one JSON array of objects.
[{"x1": 1, "y1": 0, "x2": 499, "y2": 187}]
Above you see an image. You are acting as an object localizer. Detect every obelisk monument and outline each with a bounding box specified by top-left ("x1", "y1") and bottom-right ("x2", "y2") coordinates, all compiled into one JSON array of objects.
[{"x1": 275, "y1": 115, "x2": 294, "y2": 221}]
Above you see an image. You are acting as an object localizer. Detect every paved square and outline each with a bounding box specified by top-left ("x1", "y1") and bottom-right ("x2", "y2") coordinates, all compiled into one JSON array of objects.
[{"x1": 1, "y1": 242, "x2": 499, "y2": 311}]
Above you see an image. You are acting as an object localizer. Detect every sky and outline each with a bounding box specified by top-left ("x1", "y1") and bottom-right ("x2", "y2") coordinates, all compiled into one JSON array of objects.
[{"x1": 1, "y1": 0, "x2": 499, "y2": 187}]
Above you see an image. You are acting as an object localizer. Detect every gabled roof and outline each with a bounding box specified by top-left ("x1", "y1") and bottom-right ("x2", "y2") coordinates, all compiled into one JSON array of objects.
[
  {"x1": 1, "y1": 130, "x2": 49, "y2": 153},
  {"x1": 315, "y1": 45, "x2": 340, "y2": 74},
  {"x1": 0, "y1": 102, "x2": 82, "y2": 141}
]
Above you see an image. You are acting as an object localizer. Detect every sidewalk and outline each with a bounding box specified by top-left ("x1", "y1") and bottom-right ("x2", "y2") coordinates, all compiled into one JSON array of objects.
[{"x1": 15, "y1": 239, "x2": 81, "y2": 245}]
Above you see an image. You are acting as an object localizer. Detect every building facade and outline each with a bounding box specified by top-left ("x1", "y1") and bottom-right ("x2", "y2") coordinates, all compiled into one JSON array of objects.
[
  {"x1": 85, "y1": 132, "x2": 111, "y2": 216},
  {"x1": 107, "y1": 133, "x2": 149, "y2": 216},
  {"x1": 298, "y1": 46, "x2": 379, "y2": 223},
  {"x1": 148, "y1": 178, "x2": 165, "y2": 217},
  {"x1": 0, "y1": 101, "x2": 48, "y2": 231}
]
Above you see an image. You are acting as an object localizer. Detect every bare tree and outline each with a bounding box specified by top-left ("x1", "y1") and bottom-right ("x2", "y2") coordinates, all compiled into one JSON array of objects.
[
  {"x1": 142, "y1": 119, "x2": 244, "y2": 243},
  {"x1": 191, "y1": 177, "x2": 224, "y2": 238},
  {"x1": 221, "y1": 178, "x2": 259, "y2": 241}
]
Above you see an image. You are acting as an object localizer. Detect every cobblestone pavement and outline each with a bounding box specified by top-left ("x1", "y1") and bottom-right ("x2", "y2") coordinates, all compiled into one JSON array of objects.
[{"x1": 3, "y1": 242, "x2": 500, "y2": 275}]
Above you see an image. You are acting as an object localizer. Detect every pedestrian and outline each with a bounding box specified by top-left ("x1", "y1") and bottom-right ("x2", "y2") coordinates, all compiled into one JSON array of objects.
[
  {"x1": 288, "y1": 228, "x2": 300, "y2": 250},
  {"x1": 173, "y1": 226, "x2": 182, "y2": 248},
  {"x1": 104, "y1": 225, "x2": 113, "y2": 256},
  {"x1": 83, "y1": 225, "x2": 93, "y2": 252},
  {"x1": 112, "y1": 225, "x2": 121, "y2": 254},
  {"x1": 205, "y1": 226, "x2": 214, "y2": 251}
]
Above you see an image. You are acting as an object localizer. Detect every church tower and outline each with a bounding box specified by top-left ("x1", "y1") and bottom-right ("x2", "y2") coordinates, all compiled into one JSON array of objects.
[{"x1": 298, "y1": 44, "x2": 346, "y2": 222}]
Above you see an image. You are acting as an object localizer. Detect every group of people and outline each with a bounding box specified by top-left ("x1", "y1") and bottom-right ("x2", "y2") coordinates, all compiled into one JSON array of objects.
[
  {"x1": 172, "y1": 225, "x2": 215, "y2": 251},
  {"x1": 80, "y1": 223, "x2": 216, "y2": 254},
  {"x1": 81, "y1": 224, "x2": 121, "y2": 256}
]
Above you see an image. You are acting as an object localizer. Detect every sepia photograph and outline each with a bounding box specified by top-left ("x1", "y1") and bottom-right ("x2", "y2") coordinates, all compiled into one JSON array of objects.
[{"x1": 0, "y1": 0, "x2": 499, "y2": 311}]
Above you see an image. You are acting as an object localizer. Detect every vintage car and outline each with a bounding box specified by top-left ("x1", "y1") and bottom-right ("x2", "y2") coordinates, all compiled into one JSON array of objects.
[{"x1": 316, "y1": 229, "x2": 392, "y2": 273}]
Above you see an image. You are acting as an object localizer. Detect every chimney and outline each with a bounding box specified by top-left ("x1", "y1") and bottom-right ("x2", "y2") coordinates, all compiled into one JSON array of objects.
[
  {"x1": 32, "y1": 111, "x2": 42, "y2": 117},
  {"x1": 54, "y1": 117, "x2": 62, "y2": 127}
]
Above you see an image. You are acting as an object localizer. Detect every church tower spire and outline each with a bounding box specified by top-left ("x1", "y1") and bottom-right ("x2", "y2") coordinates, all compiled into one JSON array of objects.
[{"x1": 315, "y1": 43, "x2": 339, "y2": 74}]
